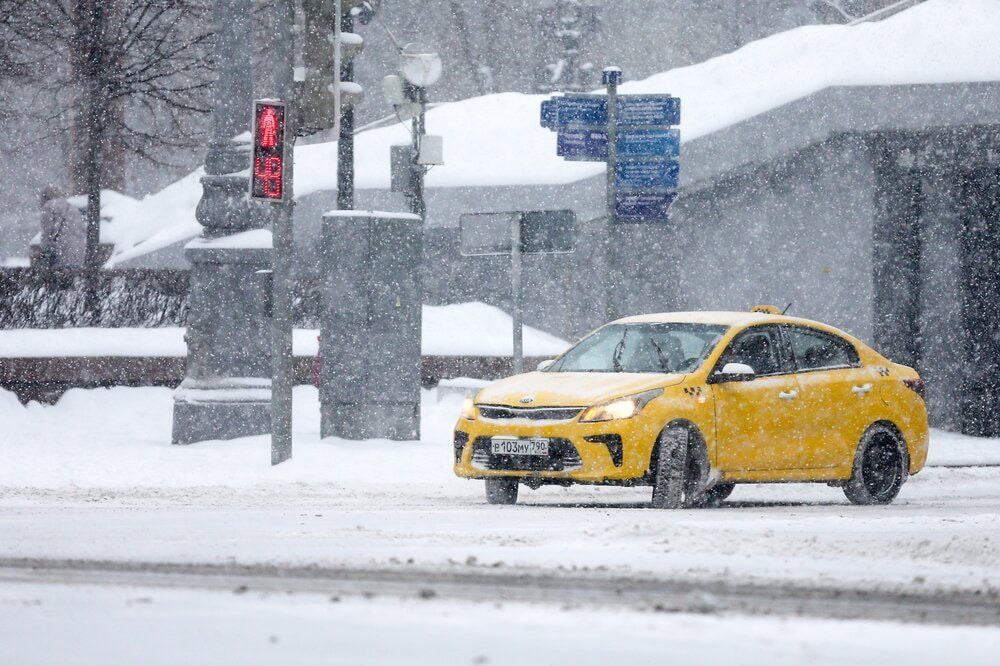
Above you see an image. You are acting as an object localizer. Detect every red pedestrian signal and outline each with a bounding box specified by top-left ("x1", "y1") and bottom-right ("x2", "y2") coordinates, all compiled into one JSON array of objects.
[{"x1": 251, "y1": 101, "x2": 287, "y2": 200}]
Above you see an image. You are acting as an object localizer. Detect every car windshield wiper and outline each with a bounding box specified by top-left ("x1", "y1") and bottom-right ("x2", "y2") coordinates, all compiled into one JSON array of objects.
[
  {"x1": 611, "y1": 328, "x2": 629, "y2": 372},
  {"x1": 648, "y1": 337, "x2": 671, "y2": 372}
]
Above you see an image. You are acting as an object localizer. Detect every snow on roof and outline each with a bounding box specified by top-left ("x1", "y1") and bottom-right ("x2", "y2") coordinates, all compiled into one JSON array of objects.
[{"x1": 107, "y1": 0, "x2": 1000, "y2": 266}]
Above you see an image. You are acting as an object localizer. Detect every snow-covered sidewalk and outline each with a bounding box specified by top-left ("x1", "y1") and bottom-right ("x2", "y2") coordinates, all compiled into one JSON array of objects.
[
  {"x1": 0, "y1": 302, "x2": 570, "y2": 359},
  {"x1": 0, "y1": 385, "x2": 995, "y2": 492}
]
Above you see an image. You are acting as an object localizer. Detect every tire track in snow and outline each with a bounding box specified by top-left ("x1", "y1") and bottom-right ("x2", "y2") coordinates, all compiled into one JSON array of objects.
[{"x1": 0, "y1": 557, "x2": 997, "y2": 627}]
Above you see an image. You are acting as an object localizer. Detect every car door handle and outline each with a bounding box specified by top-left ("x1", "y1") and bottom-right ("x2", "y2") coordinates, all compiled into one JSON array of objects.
[
  {"x1": 852, "y1": 383, "x2": 873, "y2": 395},
  {"x1": 778, "y1": 390, "x2": 798, "y2": 400}
]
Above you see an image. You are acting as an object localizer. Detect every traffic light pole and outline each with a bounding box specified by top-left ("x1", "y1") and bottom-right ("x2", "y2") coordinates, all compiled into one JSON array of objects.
[
  {"x1": 337, "y1": 9, "x2": 355, "y2": 210},
  {"x1": 271, "y1": 0, "x2": 296, "y2": 465}
]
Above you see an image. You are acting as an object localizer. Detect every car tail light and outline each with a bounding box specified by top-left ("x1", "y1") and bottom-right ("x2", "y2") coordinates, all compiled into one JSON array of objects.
[{"x1": 903, "y1": 378, "x2": 925, "y2": 400}]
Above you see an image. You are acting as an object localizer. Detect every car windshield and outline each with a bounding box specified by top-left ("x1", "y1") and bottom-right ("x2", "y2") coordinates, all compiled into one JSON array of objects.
[{"x1": 548, "y1": 323, "x2": 728, "y2": 374}]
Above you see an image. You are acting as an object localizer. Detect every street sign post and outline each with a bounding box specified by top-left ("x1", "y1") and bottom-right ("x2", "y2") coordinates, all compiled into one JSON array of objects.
[
  {"x1": 460, "y1": 210, "x2": 576, "y2": 373},
  {"x1": 540, "y1": 71, "x2": 681, "y2": 223},
  {"x1": 541, "y1": 67, "x2": 681, "y2": 323}
]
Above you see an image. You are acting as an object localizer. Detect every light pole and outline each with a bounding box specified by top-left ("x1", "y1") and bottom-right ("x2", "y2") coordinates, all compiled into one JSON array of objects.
[
  {"x1": 399, "y1": 44, "x2": 442, "y2": 220},
  {"x1": 270, "y1": 0, "x2": 296, "y2": 465},
  {"x1": 337, "y1": 5, "x2": 355, "y2": 211}
]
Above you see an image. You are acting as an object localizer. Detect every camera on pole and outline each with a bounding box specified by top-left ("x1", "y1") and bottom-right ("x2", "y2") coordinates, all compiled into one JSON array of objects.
[{"x1": 384, "y1": 44, "x2": 444, "y2": 219}]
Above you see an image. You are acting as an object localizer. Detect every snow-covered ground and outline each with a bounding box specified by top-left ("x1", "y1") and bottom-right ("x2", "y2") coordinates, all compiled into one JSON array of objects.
[
  {"x1": 1, "y1": 385, "x2": 998, "y2": 600},
  {"x1": 1, "y1": 384, "x2": 998, "y2": 661},
  {"x1": 1, "y1": 581, "x2": 998, "y2": 666},
  {"x1": 0, "y1": 302, "x2": 570, "y2": 359}
]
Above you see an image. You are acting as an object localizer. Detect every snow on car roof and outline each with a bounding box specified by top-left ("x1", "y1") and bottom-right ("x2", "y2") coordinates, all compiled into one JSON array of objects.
[
  {"x1": 613, "y1": 310, "x2": 843, "y2": 331},
  {"x1": 614, "y1": 311, "x2": 774, "y2": 327}
]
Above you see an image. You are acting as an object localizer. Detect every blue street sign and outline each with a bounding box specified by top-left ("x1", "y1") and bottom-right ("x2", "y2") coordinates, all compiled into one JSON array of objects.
[
  {"x1": 557, "y1": 128, "x2": 680, "y2": 161},
  {"x1": 540, "y1": 99, "x2": 558, "y2": 129},
  {"x1": 617, "y1": 95, "x2": 681, "y2": 126},
  {"x1": 614, "y1": 191, "x2": 677, "y2": 221},
  {"x1": 616, "y1": 159, "x2": 680, "y2": 190},
  {"x1": 557, "y1": 129, "x2": 607, "y2": 160},
  {"x1": 554, "y1": 96, "x2": 607, "y2": 125},
  {"x1": 618, "y1": 129, "x2": 680, "y2": 158},
  {"x1": 541, "y1": 77, "x2": 680, "y2": 223},
  {"x1": 540, "y1": 94, "x2": 679, "y2": 130}
]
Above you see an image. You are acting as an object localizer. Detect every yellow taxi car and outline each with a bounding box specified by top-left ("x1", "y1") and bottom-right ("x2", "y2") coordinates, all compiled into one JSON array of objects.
[{"x1": 453, "y1": 308, "x2": 928, "y2": 508}]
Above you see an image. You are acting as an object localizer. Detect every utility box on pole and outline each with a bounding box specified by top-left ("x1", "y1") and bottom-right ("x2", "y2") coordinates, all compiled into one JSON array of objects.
[{"x1": 319, "y1": 211, "x2": 423, "y2": 441}]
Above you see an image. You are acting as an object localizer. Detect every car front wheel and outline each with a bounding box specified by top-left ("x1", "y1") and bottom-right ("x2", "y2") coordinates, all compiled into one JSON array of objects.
[
  {"x1": 843, "y1": 425, "x2": 907, "y2": 505},
  {"x1": 651, "y1": 425, "x2": 705, "y2": 509},
  {"x1": 485, "y1": 477, "x2": 519, "y2": 505}
]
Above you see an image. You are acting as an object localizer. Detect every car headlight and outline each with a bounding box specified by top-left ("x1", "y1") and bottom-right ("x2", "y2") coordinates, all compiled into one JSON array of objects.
[
  {"x1": 460, "y1": 397, "x2": 477, "y2": 420},
  {"x1": 578, "y1": 388, "x2": 663, "y2": 423}
]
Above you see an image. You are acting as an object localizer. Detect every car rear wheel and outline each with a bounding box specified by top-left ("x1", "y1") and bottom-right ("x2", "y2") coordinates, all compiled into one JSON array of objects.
[
  {"x1": 843, "y1": 425, "x2": 907, "y2": 505},
  {"x1": 651, "y1": 425, "x2": 705, "y2": 509},
  {"x1": 485, "y1": 477, "x2": 519, "y2": 505}
]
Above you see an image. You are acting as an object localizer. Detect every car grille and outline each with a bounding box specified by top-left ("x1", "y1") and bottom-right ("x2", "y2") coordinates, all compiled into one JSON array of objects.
[
  {"x1": 477, "y1": 404, "x2": 583, "y2": 422},
  {"x1": 470, "y1": 437, "x2": 583, "y2": 472}
]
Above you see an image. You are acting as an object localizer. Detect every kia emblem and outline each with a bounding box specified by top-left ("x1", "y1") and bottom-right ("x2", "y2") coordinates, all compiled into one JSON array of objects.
[{"x1": 519, "y1": 395, "x2": 534, "y2": 404}]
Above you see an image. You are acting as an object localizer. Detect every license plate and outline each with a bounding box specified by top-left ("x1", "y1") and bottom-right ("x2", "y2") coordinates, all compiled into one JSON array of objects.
[{"x1": 491, "y1": 437, "x2": 548, "y2": 456}]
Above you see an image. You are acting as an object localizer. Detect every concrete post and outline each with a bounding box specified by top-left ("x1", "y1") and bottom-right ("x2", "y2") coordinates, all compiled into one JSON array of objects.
[
  {"x1": 171, "y1": 0, "x2": 272, "y2": 445},
  {"x1": 510, "y1": 213, "x2": 524, "y2": 374},
  {"x1": 319, "y1": 211, "x2": 423, "y2": 441}
]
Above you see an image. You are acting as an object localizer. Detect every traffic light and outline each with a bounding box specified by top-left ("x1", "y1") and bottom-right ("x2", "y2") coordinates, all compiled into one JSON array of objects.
[
  {"x1": 298, "y1": 0, "x2": 367, "y2": 136},
  {"x1": 251, "y1": 101, "x2": 287, "y2": 201}
]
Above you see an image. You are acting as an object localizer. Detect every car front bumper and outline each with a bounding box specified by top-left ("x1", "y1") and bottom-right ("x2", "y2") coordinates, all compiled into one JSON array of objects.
[{"x1": 452, "y1": 416, "x2": 660, "y2": 483}]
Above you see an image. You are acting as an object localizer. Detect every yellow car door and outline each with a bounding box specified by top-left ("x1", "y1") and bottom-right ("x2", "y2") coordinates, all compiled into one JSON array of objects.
[
  {"x1": 711, "y1": 325, "x2": 804, "y2": 472},
  {"x1": 781, "y1": 325, "x2": 877, "y2": 471}
]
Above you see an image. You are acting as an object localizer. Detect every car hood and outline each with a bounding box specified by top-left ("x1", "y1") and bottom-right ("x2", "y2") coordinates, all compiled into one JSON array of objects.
[{"x1": 475, "y1": 372, "x2": 685, "y2": 408}]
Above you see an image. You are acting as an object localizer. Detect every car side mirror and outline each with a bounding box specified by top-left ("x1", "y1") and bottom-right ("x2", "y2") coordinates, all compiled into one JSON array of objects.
[
  {"x1": 536, "y1": 359, "x2": 555, "y2": 371},
  {"x1": 711, "y1": 362, "x2": 756, "y2": 383}
]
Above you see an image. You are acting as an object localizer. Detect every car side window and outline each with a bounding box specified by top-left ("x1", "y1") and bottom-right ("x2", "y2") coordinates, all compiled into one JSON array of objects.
[
  {"x1": 784, "y1": 326, "x2": 859, "y2": 371},
  {"x1": 720, "y1": 327, "x2": 784, "y2": 376}
]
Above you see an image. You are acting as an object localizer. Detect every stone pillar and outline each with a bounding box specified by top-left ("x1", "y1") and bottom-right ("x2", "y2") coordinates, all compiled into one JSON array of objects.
[
  {"x1": 171, "y1": 0, "x2": 272, "y2": 444},
  {"x1": 872, "y1": 143, "x2": 923, "y2": 367},
  {"x1": 917, "y1": 173, "x2": 965, "y2": 431},
  {"x1": 319, "y1": 211, "x2": 423, "y2": 441},
  {"x1": 958, "y1": 168, "x2": 1000, "y2": 437}
]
